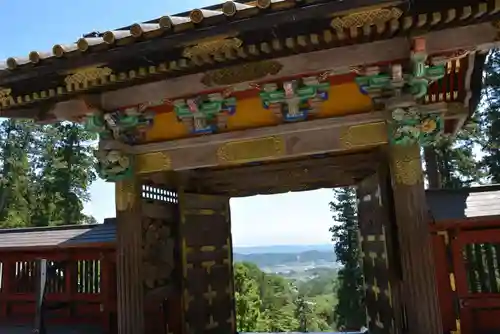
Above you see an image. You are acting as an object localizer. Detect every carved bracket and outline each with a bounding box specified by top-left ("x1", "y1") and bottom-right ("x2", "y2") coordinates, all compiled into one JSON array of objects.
[
  {"x1": 386, "y1": 98, "x2": 444, "y2": 146},
  {"x1": 173, "y1": 93, "x2": 237, "y2": 135},
  {"x1": 353, "y1": 37, "x2": 446, "y2": 147},
  {"x1": 84, "y1": 106, "x2": 154, "y2": 181},
  {"x1": 259, "y1": 76, "x2": 330, "y2": 123},
  {"x1": 354, "y1": 38, "x2": 446, "y2": 101}
]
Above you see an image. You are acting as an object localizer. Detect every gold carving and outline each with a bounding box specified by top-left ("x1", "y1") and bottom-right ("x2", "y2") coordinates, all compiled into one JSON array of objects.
[
  {"x1": 64, "y1": 66, "x2": 113, "y2": 86},
  {"x1": 331, "y1": 7, "x2": 403, "y2": 30},
  {"x1": 201, "y1": 60, "x2": 283, "y2": 87},
  {"x1": 183, "y1": 38, "x2": 242, "y2": 59},
  {"x1": 339, "y1": 122, "x2": 388, "y2": 149},
  {"x1": 390, "y1": 144, "x2": 423, "y2": 186},
  {"x1": 115, "y1": 179, "x2": 136, "y2": 211},
  {"x1": 0, "y1": 87, "x2": 13, "y2": 106},
  {"x1": 136, "y1": 152, "x2": 172, "y2": 174},
  {"x1": 217, "y1": 136, "x2": 285, "y2": 164}
]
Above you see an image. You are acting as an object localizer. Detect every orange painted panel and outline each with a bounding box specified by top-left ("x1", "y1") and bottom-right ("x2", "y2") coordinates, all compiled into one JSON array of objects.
[{"x1": 144, "y1": 82, "x2": 373, "y2": 142}]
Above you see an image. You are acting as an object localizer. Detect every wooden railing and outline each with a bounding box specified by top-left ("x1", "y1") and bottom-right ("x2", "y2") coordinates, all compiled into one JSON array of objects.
[{"x1": 0, "y1": 250, "x2": 115, "y2": 332}]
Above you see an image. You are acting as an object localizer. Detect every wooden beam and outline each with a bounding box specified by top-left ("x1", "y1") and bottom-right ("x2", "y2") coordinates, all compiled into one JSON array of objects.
[
  {"x1": 134, "y1": 113, "x2": 389, "y2": 173},
  {"x1": 100, "y1": 23, "x2": 495, "y2": 109},
  {"x1": 387, "y1": 144, "x2": 443, "y2": 334},
  {"x1": 186, "y1": 150, "x2": 380, "y2": 196},
  {"x1": 0, "y1": 0, "x2": 398, "y2": 85}
]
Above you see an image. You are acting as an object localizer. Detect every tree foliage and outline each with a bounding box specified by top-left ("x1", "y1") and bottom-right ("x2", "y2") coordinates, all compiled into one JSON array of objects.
[
  {"x1": 0, "y1": 120, "x2": 97, "y2": 228},
  {"x1": 233, "y1": 262, "x2": 338, "y2": 332},
  {"x1": 329, "y1": 187, "x2": 365, "y2": 330}
]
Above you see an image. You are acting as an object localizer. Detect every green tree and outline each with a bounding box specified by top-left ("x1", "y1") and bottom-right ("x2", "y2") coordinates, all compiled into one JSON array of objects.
[
  {"x1": 31, "y1": 122, "x2": 97, "y2": 226},
  {"x1": 233, "y1": 262, "x2": 264, "y2": 332},
  {"x1": 480, "y1": 49, "x2": 500, "y2": 182},
  {"x1": 329, "y1": 187, "x2": 365, "y2": 330},
  {"x1": 0, "y1": 120, "x2": 36, "y2": 227},
  {"x1": 424, "y1": 123, "x2": 483, "y2": 189}
]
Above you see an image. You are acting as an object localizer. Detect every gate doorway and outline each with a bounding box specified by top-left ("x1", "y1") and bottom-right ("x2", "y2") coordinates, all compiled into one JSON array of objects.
[{"x1": 452, "y1": 225, "x2": 500, "y2": 334}]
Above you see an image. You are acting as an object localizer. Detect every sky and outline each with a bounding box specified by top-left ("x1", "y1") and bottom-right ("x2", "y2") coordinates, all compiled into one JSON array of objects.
[{"x1": 0, "y1": 0, "x2": 335, "y2": 247}]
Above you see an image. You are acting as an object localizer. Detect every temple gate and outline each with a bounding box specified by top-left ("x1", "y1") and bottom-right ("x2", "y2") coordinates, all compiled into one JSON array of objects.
[{"x1": 0, "y1": 0, "x2": 496, "y2": 333}]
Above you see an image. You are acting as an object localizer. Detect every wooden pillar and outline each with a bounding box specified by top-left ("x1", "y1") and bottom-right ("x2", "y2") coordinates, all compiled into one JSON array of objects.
[
  {"x1": 388, "y1": 144, "x2": 442, "y2": 334},
  {"x1": 115, "y1": 177, "x2": 144, "y2": 334}
]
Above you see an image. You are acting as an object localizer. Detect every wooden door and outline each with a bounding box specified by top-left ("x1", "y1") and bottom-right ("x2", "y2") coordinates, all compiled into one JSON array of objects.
[
  {"x1": 178, "y1": 192, "x2": 235, "y2": 334},
  {"x1": 451, "y1": 228, "x2": 500, "y2": 334},
  {"x1": 357, "y1": 172, "x2": 402, "y2": 334}
]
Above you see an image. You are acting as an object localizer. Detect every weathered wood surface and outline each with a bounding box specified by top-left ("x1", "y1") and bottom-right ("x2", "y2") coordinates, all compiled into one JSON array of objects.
[
  {"x1": 357, "y1": 170, "x2": 403, "y2": 334},
  {"x1": 178, "y1": 192, "x2": 235, "y2": 334},
  {"x1": 184, "y1": 150, "x2": 381, "y2": 197},
  {"x1": 388, "y1": 144, "x2": 443, "y2": 334},
  {"x1": 115, "y1": 177, "x2": 144, "y2": 334}
]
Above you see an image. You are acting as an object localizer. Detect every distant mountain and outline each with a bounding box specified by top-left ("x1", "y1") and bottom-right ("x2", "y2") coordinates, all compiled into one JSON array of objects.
[
  {"x1": 233, "y1": 244, "x2": 334, "y2": 254},
  {"x1": 233, "y1": 249, "x2": 336, "y2": 271}
]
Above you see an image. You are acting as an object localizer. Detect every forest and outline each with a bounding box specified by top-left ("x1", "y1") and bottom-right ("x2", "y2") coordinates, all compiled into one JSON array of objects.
[{"x1": 1, "y1": 50, "x2": 500, "y2": 331}]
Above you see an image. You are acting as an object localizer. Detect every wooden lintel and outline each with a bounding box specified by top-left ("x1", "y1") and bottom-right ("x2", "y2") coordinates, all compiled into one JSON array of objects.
[
  {"x1": 133, "y1": 113, "x2": 388, "y2": 173},
  {"x1": 131, "y1": 102, "x2": 460, "y2": 173},
  {"x1": 100, "y1": 23, "x2": 496, "y2": 109}
]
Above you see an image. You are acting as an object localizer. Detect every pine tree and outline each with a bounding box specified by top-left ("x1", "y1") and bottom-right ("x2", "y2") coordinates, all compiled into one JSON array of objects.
[
  {"x1": 480, "y1": 49, "x2": 500, "y2": 182},
  {"x1": 424, "y1": 122, "x2": 483, "y2": 189},
  {"x1": 329, "y1": 187, "x2": 365, "y2": 330}
]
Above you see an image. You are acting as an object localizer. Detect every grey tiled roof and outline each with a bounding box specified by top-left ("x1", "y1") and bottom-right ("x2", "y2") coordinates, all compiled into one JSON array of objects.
[
  {"x1": 426, "y1": 185, "x2": 500, "y2": 222},
  {"x1": 0, "y1": 218, "x2": 116, "y2": 250}
]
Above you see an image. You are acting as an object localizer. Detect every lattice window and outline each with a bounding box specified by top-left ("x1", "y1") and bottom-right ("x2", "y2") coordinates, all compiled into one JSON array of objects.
[
  {"x1": 464, "y1": 243, "x2": 500, "y2": 294},
  {"x1": 76, "y1": 260, "x2": 101, "y2": 294},
  {"x1": 142, "y1": 184, "x2": 178, "y2": 204},
  {"x1": 14, "y1": 261, "x2": 36, "y2": 293},
  {"x1": 45, "y1": 261, "x2": 66, "y2": 293}
]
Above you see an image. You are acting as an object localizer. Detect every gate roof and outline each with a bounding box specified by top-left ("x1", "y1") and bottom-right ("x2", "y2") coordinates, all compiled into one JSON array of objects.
[
  {"x1": 426, "y1": 185, "x2": 500, "y2": 222},
  {"x1": 0, "y1": 0, "x2": 494, "y2": 121},
  {"x1": 0, "y1": 218, "x2": 116, "y2": 251}
]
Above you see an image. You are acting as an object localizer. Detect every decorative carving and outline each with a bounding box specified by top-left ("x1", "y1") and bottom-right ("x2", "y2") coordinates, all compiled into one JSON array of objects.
[
  {"x1": 115, "y1": 179, "x2": 136, "y2": 211},
  {"x1": 331, "y1": 7, "x2": 403, "y2": 30},
  {"x1": 354, "y1": 38, "x2": 446, "y2": 146},
  {"x1": 259, "y1": 76, "x2": 330, "y2": 122},
  {"x1": 182, "y1": 38, "x2": 242, "y2": 59},
  {"x1": 217, "y1": 136, "x2": 285, "y2": 164},
  {"x1": 174, "y1": 93, "x2": 236, "y2": 134},
  {"x1": 201, "y1": 61, "x2": 283, "y2": 87},
  {"x1": 136, "y1": 152, "x2": 172, "y2": 174},
  {"x1": 391, "y1": 144, "x2": 423, "y2": 186},
  {"x1": 387, "y1": 101, "x2": 443, "y2": 146},
  {"x1": 64, "y1": 66, "x2": 112, "y2": 86},
  {"x1": 339, "y1": 122, "x2": 388, "y2": 149},
  {"x1": 84, "y1": 107, "x2": 155, "y2": 181},
  {"x1": 0, "y1": 87, "x2": 13, "y2": 106},
  {"x1": 142, "y1": 216, "x2": 175, "y2": 291}
]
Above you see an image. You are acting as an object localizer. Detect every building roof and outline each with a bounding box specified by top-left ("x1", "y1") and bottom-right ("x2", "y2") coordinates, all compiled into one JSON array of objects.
[
  {"x1": 426, "y1": 185, "x2": 500, "y2": 222},
  {"x1": 0, "y1": 0, "x2": 495, "y2": 120},
  {"x1": 0, "y1": 218, "x2": 116, "y2": 250}
]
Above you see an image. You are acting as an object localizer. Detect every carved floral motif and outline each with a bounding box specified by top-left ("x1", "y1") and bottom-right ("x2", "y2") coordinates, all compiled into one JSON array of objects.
[
  {"x1": 259, "y1": 76, "x2": 330, "y2": 122},
  {"x1": 84, "y1": 107, "x2": 155, "y2": 181},
  {"x1": 388, "y1": 104, "x2": 443, "y2": 146},
  {"x1": 174, "y1": 93, "x2": 236, "y2": 134}
]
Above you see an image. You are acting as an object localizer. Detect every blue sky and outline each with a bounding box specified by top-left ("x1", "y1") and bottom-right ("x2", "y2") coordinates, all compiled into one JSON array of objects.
[{"x1": 0, "y1": 0, "x2": 335, "y2": 246}]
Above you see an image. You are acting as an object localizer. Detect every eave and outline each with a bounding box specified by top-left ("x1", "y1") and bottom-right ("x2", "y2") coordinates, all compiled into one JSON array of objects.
[{"x1": 0, "y1": 0, "x2": 497, "y2": 120}]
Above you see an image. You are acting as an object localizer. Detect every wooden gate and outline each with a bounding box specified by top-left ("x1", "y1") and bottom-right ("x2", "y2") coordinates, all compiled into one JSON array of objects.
[
  {"x1": 451, "y1": 228, "x2": 500, "y2": 334},
  {"x1": 178, "y1": 192, "x2": 236, "y2": 334},
  {"x1": 357, "y1": 171, "x2": 402, "y2": 334}
]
